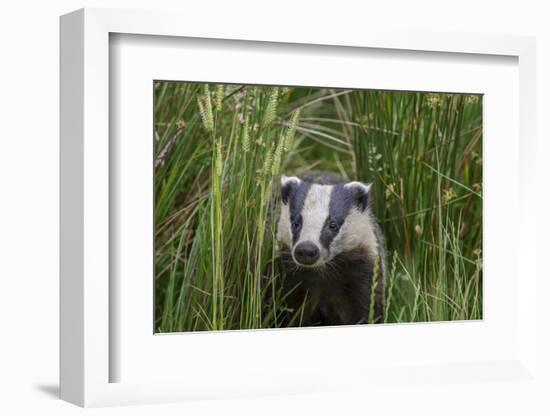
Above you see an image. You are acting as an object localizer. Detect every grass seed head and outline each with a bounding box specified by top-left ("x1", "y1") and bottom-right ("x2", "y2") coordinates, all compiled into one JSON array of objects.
[
  {"x1": 197, "y1": 87, "x2": 214, "y2": 132},
  {"x1": 271, "y1": 136, "x2": 285, "y2": 176},
  {"x1": 466, "y1": 95, "x2": 480, "y2": 104},
  {"x1": 283, "y1": 108, "x2": 301, "y2": 151},
  {"x1": 262, "y1": 87, "x2": 279, "y2": 128},
  {"x1": 426, "y1": 93, "x2": 443, "y2": 109},
  {"x1": 215, "y1": 84, "x2": 224, "y2": 111},
  {"x1": 241, "y1": 116, "x2": 250, "y2": 152},
  {"x1": 176, "y1": 119, "x2": 186, "y2": 130},
  {"x1": 442, "y1": 188, "x2": 458, "y2": 204},
  {"x1": 215, "y1": 138, "x2": 223, "y2": 177},
  {"x1": 263, "y1": 142, "x2": 275, "y2": 177}
]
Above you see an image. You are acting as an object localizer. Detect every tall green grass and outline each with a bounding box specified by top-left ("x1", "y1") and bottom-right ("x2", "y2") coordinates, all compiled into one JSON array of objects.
[{"x1": 154, "y1": 82, "x2": 482, "y2": 332}]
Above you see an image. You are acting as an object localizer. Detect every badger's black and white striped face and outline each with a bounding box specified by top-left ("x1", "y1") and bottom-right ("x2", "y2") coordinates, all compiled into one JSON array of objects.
[{"x1": 277, "y1": 175, "x2": 379, "y2": 268}]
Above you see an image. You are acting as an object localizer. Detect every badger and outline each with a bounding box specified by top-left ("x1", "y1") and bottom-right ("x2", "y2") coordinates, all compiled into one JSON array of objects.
[{"x1": 276, "y1": 171, "x2": 386, "y2": 326}]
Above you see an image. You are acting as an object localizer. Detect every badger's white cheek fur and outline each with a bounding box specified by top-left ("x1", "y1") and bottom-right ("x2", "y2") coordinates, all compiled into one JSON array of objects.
[
  {"x1": 330, "y1": 208, "x2": 379, "y2": 259},
  {"x1": 277, "y1": 204, "x2": 292, "y2": 247}
]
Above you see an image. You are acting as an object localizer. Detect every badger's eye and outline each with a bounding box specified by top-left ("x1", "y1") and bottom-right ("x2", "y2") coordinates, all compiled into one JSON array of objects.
[
  {"x1": 291, "y1": 219, "x2": 301, "y2": 231},
  {"x1": 328, "y1": 221, "x2": 339, "y2": 231}
]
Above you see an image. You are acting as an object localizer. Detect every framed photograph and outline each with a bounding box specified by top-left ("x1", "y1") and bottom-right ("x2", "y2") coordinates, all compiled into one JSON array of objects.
[
  {"x1": 151, "y1": 81, "x2": 483, "y2": 333},
  {"x1": 60, "y1": 8, "x2": 538, "y2": 408}
]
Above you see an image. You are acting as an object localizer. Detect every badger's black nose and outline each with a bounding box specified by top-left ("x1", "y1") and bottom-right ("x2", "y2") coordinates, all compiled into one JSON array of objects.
[{"x1": 293, "y1": 242, "x2": 320, "y2": 265}]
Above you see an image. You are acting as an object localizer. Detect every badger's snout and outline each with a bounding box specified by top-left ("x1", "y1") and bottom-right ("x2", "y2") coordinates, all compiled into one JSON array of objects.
[{"x1": 293, "y1": 241, "x2": 320, "y2": 266}]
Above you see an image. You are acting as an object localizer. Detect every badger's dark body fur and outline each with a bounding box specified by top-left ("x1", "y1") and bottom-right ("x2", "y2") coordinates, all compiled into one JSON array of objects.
[
  {"x1": 276, "y1": 171, "x2": 386, "y2": 326},
  {"x1": 279, "y1": 247, "x2": 384, "y2": 325}
]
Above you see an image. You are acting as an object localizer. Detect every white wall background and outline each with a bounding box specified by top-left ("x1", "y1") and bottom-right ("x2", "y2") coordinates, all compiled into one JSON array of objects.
[{"x1": 1, "y1": 1, "x2": 548, "y2": 414}]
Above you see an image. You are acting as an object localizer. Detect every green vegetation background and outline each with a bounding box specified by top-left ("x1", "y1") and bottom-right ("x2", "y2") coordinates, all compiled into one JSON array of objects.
[{"x1": 154, "y1": 83, "x2": 483, "y2": 332}]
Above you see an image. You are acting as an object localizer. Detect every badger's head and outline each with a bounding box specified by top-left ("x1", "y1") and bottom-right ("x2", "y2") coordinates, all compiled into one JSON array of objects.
[{"x1": 277, "y1": 175, "x2": 378, "y2": 268}]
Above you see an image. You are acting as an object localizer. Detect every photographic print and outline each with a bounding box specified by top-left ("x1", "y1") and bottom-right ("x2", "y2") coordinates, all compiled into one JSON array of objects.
[{"x1": 154, "y1": 82, "x2": 482, "y2": 332}]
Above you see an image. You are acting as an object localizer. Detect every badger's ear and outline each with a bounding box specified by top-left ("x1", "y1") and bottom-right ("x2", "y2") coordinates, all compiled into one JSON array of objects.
[
  {"x1": 280, "y1": 175, "x2": 301, "y2": 205},
  {"x1": 344, "y1": 181, "x2": 371, "y2": 212}
]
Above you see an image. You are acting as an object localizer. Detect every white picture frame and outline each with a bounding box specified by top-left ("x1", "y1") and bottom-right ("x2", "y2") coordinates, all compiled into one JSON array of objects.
[{"x1": 60, "y1": 7, "x2": 538, "y2": 408}]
